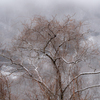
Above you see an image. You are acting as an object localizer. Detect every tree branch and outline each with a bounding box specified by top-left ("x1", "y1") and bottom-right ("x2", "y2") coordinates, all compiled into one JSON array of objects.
[
  {"x1": 43, "y1": 35, "x2": 56, "y2": 53},
  {"x1": 69, "y1": 84, "x2": 100, "y2": 100},
  {"x1": 63, "y1": 71, "x2": 100, "y2": 94},
  {"x1": 62, "y1": 57, "x2": 81, "y2": 65},
  {"x1": 0, "y1": 54, "x2": 55, "y2": 97}
]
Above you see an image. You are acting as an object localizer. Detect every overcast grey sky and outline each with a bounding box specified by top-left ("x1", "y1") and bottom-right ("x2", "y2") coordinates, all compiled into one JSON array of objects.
[
  {"x1": 0, "y1": 0, "x2": 100, "y2": 46},
  {"x1": 0, "y1": 0, "x2": 100, "y2": 19}
]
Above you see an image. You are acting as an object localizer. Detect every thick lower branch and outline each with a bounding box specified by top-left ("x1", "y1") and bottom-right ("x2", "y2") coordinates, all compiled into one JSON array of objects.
[
  {"x1": 63, "y1": 71, "x2": 100, "y2": 94},
  {"x1": 69, "y1": 84, "x2": 100, "y2": 100}
]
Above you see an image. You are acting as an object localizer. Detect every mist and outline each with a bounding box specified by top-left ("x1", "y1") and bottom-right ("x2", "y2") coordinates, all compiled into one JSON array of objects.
[{"x1": 0, "y1": 0, "x2": 100, "y2": 46}]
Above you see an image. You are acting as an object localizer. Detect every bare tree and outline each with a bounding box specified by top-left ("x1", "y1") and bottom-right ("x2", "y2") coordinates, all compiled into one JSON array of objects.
[
  {"x1": 1, "y1": 15, "x2": 100, "y2": 100},
  {"x1": 0, "y1": 72, "x2": 12, "y2": 100}
]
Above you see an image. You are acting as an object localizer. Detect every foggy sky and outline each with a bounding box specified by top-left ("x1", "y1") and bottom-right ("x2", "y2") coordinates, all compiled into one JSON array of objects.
[{"x1": 0, "y1": 0, "x2": 100, "y2": 46}]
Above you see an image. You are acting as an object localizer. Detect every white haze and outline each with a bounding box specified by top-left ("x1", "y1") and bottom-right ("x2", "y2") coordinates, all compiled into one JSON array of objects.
[{"x1": 0, "y1": 0, "x2": 100, "y2": 46}]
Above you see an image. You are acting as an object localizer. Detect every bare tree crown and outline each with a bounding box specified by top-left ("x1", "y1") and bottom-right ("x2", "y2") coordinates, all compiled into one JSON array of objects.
[{"x1": 0, "y1": 16, "x2": 100, "y2": 100}]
